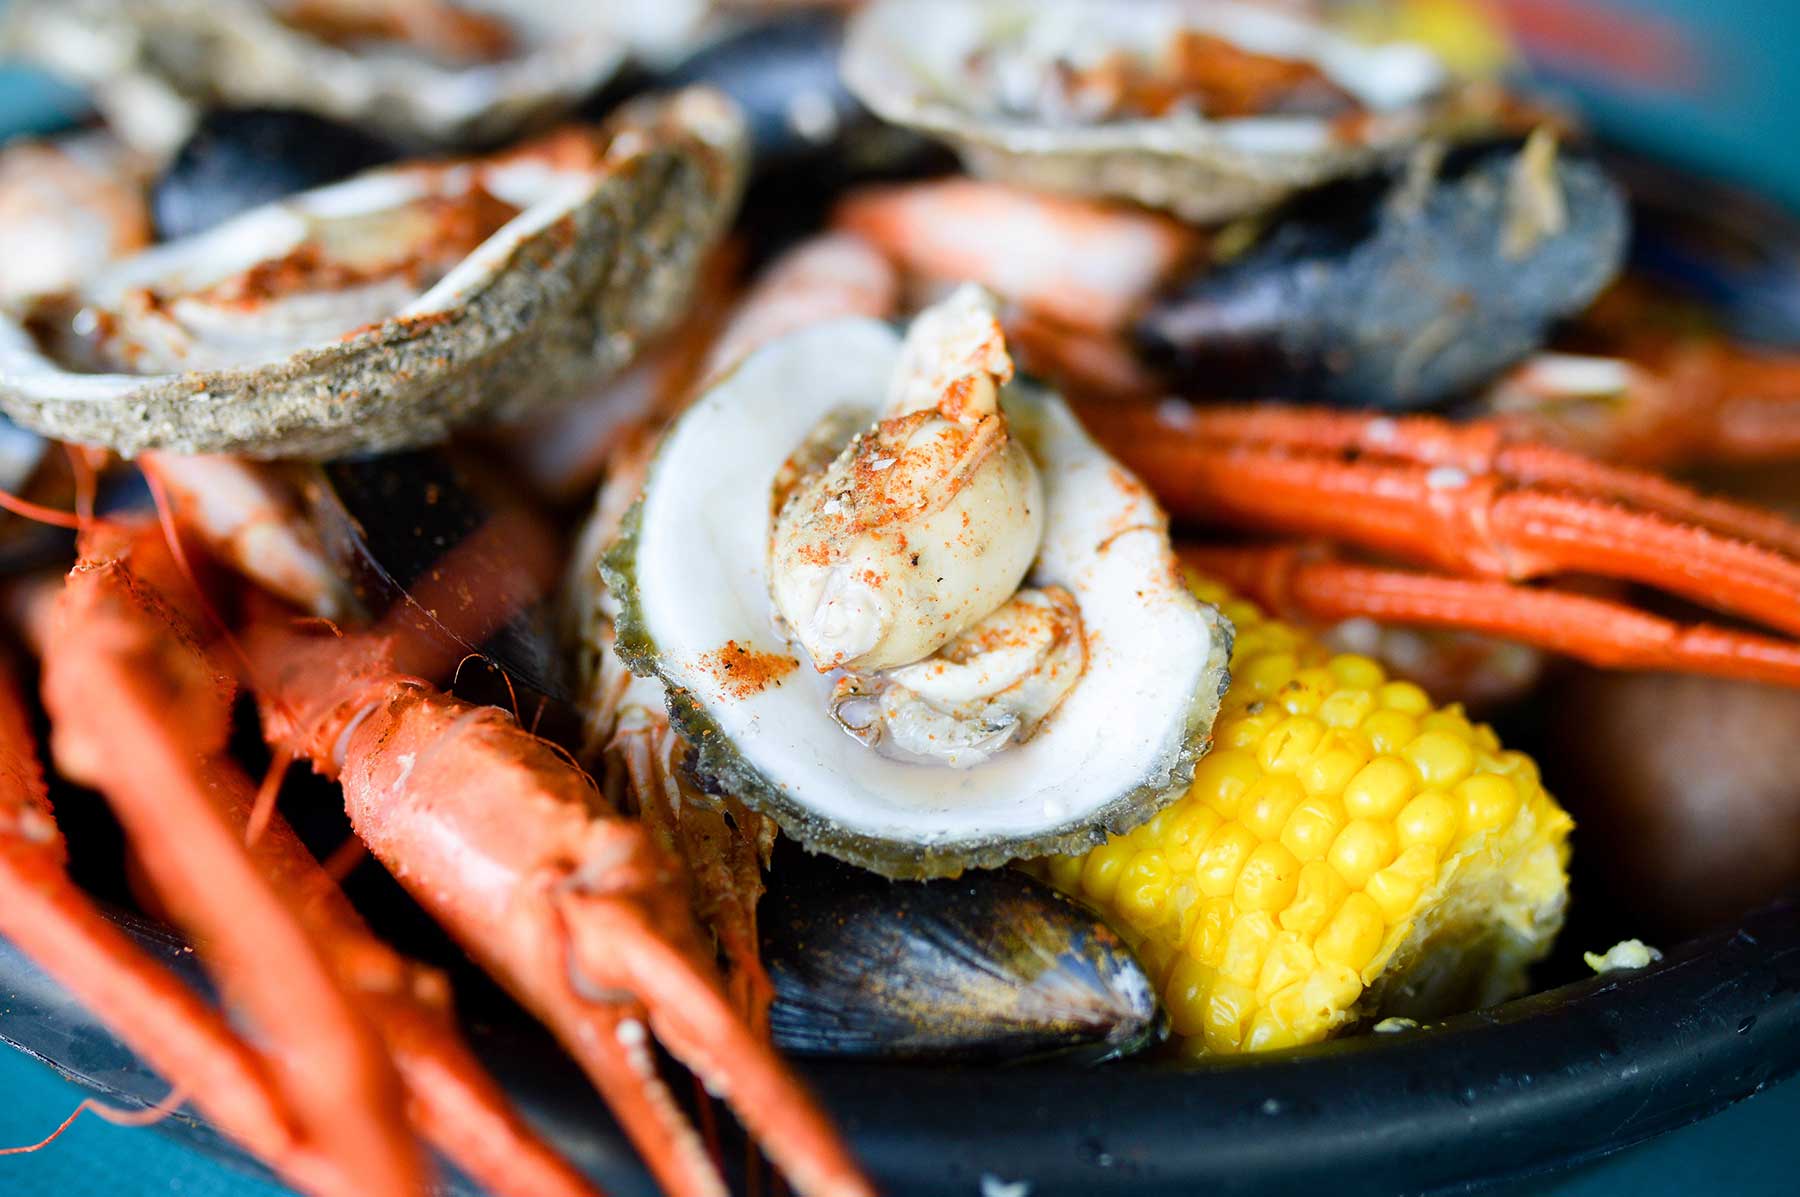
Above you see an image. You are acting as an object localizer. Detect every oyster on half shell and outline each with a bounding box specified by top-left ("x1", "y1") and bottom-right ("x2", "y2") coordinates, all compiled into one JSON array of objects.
[
  {"x1": 2, "y1": 0, "x2": 708, "y2": 157},
  {"x1": 0, "y1": 89, "x2": 746, "y2": 459},
  {"x1": 843, "y1": 0, "x2": 1460, "y2": 223},
  {"x1": 604, "y1": 287, "x2": 1231, "y2": 877}
]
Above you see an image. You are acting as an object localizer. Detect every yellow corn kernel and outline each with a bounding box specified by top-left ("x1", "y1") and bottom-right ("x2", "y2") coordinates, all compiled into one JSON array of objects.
[
  {"x1": 1378, "y1": 680, "x2": 1431, "y2": 715},
  {"x1": 1047, "y1": 576, "x2": 1572, "y2": 1057},
  {"x1": 1186, "y1": 896, "x2": 1235, "y2": 967},
  {"x1": 1258, "y1": 714, "x2": 1326, "y2": 774},
  {"x1": 1404, "y1": 730, "x2": 1477, "y2": 788},
  {"x1": 1164, "y1": 954, "x2": 1217, "y2": 1039},
  {"x1": 1191, "y1": 747, "x2": 1260, "y2": 815},
  {"x1": 1342, "y1": 756, "x2": 1415, "y2": 820},
  {"x1": 1300, "y1": 737, "x2": 1368, "y2": 799},
  {"x1": 1115, "y1": 852, "x2": 1175, "y2": 929},
  {"x1": 1459, "y1": 773, "x2": 1523, "y2": 833},
  {"x1": 1241, "y1": 775, "x2": 1304, "y2": 841},
  {"x1": 1319, "y1": 686, "x2": 1377, "y2": 728},
  {"x1": 1281, "y1": 859, "x2": 1348, "y2": 935},
  {"x1": 1328, "y1": 653, "x2": 1386, "y2": 691},
  {"x1": 1281, "y1": 794, "x2": 1346, "y2": 863},
  {"x1": 1397, "y1": 790, "x2": 1461, "y2": 851},
  {"x1": 1080, "y1": 837, "x2": 1136, "y2": 904},
  {"x1": 1328, "y1": 819, "x2": 1399, "y2": 889},
  {"x1": 1196, "y1": 824, "x2": 1260, "y2": 897},
  {"x1": 1221, "y1": 911, "x2": 1278, "y2": 988},
  {"x1": 1317, "y1": 892, "x2": 1386, "y2": 971},
  {"x1": 1235, "y1": 841, "x2": 1302, "y2": 912},
  {"x1": 1161, "y1": 800, "x2": 1222, "y2": 872},
  {"x1": 1278, "y1": 667, "x2": 1338, "y2": 715},
  {"x1": 1360, "y1": 708, "x2": 1419, "y2": 754}
]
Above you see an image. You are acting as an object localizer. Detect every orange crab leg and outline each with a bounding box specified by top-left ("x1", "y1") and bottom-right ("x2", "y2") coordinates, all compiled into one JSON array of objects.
[
  {"x1": 41, "y1": 523, "x2": 429, "y2": 1197},
  {"x1": 1088, "y1": 403, "x2": 1800, "y2": 640},
  {"x1": 246, "y1": 603, "x2": 873, "y2": 1197},
  {"x1": 0, "y1": 658, "x2": 334, "y2": 1189},
  {"x1": 26, "y1": 520, "x2": 596, "y2": 1197},
  {"x1": 1184, "y1": 544, "x2": 1800, "y2": 687}
]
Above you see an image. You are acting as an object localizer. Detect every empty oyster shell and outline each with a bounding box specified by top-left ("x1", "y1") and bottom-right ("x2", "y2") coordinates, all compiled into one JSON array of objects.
[
  {"x1": 0, "y1": 90, "x2": 746, "y2": 459},
  {"x1": 604, "y1": 296, "x2": 1231, "y2": 878},
  {"x1": 843, "y1": 0, "x2": 1457, "y2": 223},
  {"x1": 2, "y1": 0, "x2": 708, "y2": 157}
]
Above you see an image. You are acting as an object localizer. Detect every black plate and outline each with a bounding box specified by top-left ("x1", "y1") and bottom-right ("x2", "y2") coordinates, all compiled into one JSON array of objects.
[{"x1": 2, "y1": 896, "x2": 1795, "y2": 1196}]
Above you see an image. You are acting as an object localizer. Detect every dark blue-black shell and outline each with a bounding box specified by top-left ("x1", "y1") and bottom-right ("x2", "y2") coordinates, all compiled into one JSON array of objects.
[
  {"x1": 763, "y1": 848, "x2": 1163, "y2": 1062},
  {"x1": 152, "y1": 108, "x2": 402, "y2": 241},
  {"x1": 1138, "y1": 140, "x2": 1629, "y2": 410}
]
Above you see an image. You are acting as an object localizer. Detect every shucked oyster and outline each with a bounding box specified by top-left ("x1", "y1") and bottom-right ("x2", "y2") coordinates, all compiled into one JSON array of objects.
[
  {"x1": 0, "y1": 90, "x2": 746, "y2": 459},
  {"x1": 843, "y1": 0, "x2": 1458, "y2": 223},
  {"x1": 1, "y1": 0, "x2": 708, "y2": 157},
  {"x1": 605, "y1": 286, "x2": 1230, "y2": 877}
]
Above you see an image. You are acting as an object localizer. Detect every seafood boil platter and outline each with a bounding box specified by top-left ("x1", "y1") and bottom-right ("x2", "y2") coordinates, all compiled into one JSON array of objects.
[{"x1": 0, "y1": 2, "x2": 1794, "y2": 1195}]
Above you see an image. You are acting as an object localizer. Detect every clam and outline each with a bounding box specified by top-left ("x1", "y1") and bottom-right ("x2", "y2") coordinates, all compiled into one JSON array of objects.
[
  {"x1": 0, "y1": 90, "x2": 747, "y2": 459},
  {"x1": 843, "y1": 0, "x2": 1459, "y2": 223},
  {"x1": 604, "y1": 285, "x2": 1231, "y2": 877},
  {"x1": 2, "y1": 0, "x2": 708, "y2": 157},
  {"x1": 0, "y1": 131, "x2": 152, "y2": 308}
]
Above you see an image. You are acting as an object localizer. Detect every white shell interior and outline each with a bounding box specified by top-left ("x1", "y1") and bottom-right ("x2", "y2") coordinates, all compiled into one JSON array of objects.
[
  {"x1": 629, "y1": 318, "x2": 1223, "y2": 848},
  {"x1": 847, "y1": 0, "x2": 1446, "y2": 156},
  {"x1": 0, "y1": 150, "x2": 604, "y2": 402}
]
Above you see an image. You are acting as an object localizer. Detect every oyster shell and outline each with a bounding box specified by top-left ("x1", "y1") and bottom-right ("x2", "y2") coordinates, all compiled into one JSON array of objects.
[
  {"x1": 0, "y1": 90, "x2": 747, "y2": 459},
  {"x1": 2, "y1": 0, "x2": 708, "y2": 157},
  {"x1": 843, "y1": 0, "x2": 1457, "y2": 223},
  {"x1": 604, "y1": 293, "x2": 1231, "y2": 878}
]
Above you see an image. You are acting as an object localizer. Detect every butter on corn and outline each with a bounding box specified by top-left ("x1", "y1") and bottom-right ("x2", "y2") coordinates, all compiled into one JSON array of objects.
[{"x1": 1043, "y1": 575, "x2": 1572, "y2": 1057}]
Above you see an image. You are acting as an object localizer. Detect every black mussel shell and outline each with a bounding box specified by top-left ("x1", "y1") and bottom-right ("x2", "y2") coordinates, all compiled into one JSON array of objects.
[
  {"x1": 152, "y1": 108, "x2": 403, "y2": 241},
  {"x1": 763, "y1": 849, "x2": 1164, "y2": 1062},
  {"x1": 609, "y1": 10, "x2": 945, "y2": 259},
  {"x1": 1138, "y1": 140, "x2": 1629, "y2": 410},
  {"x1": 305, "y1": 448, "x2": 578, "y2": 744}
]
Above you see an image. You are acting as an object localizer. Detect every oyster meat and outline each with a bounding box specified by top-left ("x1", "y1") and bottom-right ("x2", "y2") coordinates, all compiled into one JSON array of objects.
[
  {"x1": 2, "y1": 0, "x2": 709, "y2": 157},
  {"x1": 843, "y1": 0, "x2": 1459, "y2": 223},
  {"x1": 0, "y1": 90, "x2": 747, "y2": 459},
  {"x1": 606, "y1": 286, "x2": 1230, "y2": 877}
]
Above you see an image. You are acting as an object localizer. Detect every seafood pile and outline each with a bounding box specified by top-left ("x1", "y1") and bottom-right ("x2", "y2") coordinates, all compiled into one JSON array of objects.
[{"x1": 0, "y1": 1, "x2": 1796, "y2": 1194}]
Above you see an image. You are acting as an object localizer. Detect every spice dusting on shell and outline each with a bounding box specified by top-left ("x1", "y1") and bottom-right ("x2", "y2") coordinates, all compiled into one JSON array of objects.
[{"x1": 700, "y1": 640, "x2": 799, "y2": 701}]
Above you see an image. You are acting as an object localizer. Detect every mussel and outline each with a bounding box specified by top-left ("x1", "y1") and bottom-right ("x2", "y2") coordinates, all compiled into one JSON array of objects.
[
  {"x1": 152, "y1": 108, "x2": 402, "y2": 241},
  {"x1": 1137, "y1": 135, "x2": 1629, "y2": 409},
  {"x1": 762, "y1": 848, "x2": 1163, "y2": 1062}
]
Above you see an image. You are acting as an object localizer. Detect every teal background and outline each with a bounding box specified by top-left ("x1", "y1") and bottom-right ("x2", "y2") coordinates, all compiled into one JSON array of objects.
[{"x1": 0, "y1": 0, "x2": 1796, "y2": 1193}]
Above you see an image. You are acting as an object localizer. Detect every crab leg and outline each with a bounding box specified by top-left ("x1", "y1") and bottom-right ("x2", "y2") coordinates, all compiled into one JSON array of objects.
[
  {"x1": 0, "y1": 656, "x2": 332, "y2": 1189},
  {"x1": 1184, "y1": 544, "x2": 1800, "y2": 688},
  {"x1": 246, "y1": 604, "x2": 873, "y2": 1197},
  {"x1": 42, "y1": 523, "x2": 428, "y2": 1197},
  {"x1": 1088, "y1": 402, "x2": 1800, "y2": 640},
  {"x1": 27, "y1": 518, "x2": 597, "y2": 1197}
]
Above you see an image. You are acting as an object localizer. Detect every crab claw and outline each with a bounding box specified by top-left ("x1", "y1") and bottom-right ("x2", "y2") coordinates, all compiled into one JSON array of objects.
[{"x1": 245, "y1": 599, "x2": 873, "y2": 1197}]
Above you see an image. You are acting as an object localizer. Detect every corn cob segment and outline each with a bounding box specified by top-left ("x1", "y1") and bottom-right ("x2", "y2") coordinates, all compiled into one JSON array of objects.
[{"x1": 1044, "y1": 576, "x2": 1572, "y2": 1057}]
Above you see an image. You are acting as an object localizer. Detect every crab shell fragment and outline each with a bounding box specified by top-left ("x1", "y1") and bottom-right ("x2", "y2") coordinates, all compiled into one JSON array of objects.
[
  {"x1": 604, "y1": 315, "x2": 1232, "y2": 878},
  {"x1": 1, "y1": 0, "x2": 709, "y2": 157},
  {"x1": 843, "y1": 0, "x2": 1455, "y2": 223},
  {"x1": 0, "y1": 89, "x2": 747, "y2": 459}
]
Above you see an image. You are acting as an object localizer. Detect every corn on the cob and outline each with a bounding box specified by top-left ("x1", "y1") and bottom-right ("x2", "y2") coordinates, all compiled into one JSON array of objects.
[{"x1": 1044, "y1": 575, "x2": 1572, "y2": 1057}]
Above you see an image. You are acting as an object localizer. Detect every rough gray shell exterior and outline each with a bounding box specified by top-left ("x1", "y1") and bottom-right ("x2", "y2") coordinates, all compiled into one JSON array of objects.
[
  {"x1": 600, "y1": 402, "x2": 1236, "y2": 881},
  {"x1": 842, "y1": 0, "x2": 1460, "y2": 224},
  {"x1": 0, "y1": 91, "x2": 747, "y2": 460},
  {"x1": 0, "y1": 0, "x2": 676, "y2": 155}
]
